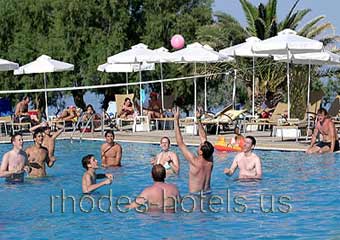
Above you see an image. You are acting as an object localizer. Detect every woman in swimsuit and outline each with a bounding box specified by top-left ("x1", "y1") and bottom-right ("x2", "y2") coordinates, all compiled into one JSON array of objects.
[
  {"x1": 118, "y1": 97, "x2": 134, "y2": 119},
  {"x1": 151, "y1": 136, "x2": 179, "y2": 176},
  {"x1": 82, "y1": 104, "x2": 101, "y2": 128}
]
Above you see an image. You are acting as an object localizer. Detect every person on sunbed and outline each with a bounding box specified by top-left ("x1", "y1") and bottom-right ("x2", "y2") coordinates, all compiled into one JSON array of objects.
[
  {"x1": 14, "y1": 95, "x2": 39, "y2": 124},
  {"x1": 143, "y1": 92, "x2": 163, "y2": 119},
  {"x1": 259, "y1": 91, "x2": 276, "y2": 118},
  {"x1": 82, "y1": 104, "x2": 101, "y2": 128},
  {"x1": 117, "y1": 97, "x2": 134, "y2": 119},
  {"x1": 57, "y1": 105, "x2": 78, "y2": 122}
]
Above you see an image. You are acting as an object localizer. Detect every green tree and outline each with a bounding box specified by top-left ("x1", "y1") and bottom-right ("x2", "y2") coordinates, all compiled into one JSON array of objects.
[{"x1": 197, "y1": 0, "x2": 339, "y2": 118}]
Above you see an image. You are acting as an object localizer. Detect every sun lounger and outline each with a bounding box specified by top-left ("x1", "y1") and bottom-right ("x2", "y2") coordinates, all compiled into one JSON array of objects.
[{"x1": 201, "y1": 108, "x2": 247, "y2": 134}]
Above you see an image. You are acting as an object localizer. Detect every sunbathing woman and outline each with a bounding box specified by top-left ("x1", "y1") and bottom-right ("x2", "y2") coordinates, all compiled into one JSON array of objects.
[
  {"x1": 82, "y1": 104, "x2": 101, "y2": 128},
  {"x1": 118, "y1": 97, "x2": 134, "y2": 119},
  {"x1": 57, "y1": 106, "x2": 78, "y2": 122}
]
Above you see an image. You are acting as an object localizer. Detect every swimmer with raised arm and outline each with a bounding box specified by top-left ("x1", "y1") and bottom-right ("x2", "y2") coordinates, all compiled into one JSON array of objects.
[
  {"x1": 224, "y1": 136, "x2": 262, "y2": 179},
  {"x1": 174, "y1": 107, "x2": 214, "y2": 193},
  {"x1": 151, "y1": 136, "x2": 179, "y2": 176},
  {"x1": 81, "y1": 154, "x2": 113, "y2": 194},
  {"x1": 26, "y1": 129, "x2": 54, "y2": 177},
  {"x1": 30, "y1": 121, "x2": 64, "y2": 162}
]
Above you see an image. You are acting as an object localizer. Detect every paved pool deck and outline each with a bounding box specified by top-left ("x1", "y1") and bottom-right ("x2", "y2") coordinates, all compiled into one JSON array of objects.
[{"x1": 0, "y1": 129, "x2": 312, "y2": 152}]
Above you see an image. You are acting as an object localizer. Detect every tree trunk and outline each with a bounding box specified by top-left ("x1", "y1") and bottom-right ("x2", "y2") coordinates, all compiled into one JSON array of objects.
[
  {"x1": 291, "y1": 66, "x2": 308, "y2": 120},
  {"x1": 71, "y1": 90, "x2": 86, "y2": 110}
]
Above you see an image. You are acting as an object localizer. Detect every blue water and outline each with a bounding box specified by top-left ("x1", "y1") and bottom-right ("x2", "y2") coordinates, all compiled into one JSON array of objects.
[{"x1": 0, "y1": 140, "x2": 339, "y2": 239}]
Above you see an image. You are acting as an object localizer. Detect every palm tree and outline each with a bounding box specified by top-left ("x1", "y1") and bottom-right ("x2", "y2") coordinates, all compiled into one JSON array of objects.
[{"x1": 198, "y1": 0, "x2": 339, "y2": 118}]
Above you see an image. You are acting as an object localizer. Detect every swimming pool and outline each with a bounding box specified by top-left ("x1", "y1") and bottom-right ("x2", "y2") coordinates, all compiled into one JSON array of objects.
[{"x1": 0, "y1": 139, "x2": 339, "y2": 239}]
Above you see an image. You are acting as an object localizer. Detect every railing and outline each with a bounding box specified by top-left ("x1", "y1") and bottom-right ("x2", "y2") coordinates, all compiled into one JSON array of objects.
[{"x1": 70, "y1": 112, "x2": 94, "y2": 143}]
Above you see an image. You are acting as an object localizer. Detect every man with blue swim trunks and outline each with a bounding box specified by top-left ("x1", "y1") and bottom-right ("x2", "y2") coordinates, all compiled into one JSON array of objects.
[
  {"x1": 0, "y1": 133, "x2": 31, "y2": 183},
  {"x1": 306, "y1": 108, "x2": 339, "y2": 154},
  {"x1": 174, "y1": 107, "x2": 214, "y2": 193},
  {"x1": 151, "y1": 136, "x2": 179, "y2": 176}
]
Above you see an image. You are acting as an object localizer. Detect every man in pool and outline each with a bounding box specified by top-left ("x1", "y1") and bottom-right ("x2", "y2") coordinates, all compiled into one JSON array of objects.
[
  {"x1": 174, "y1": 107, "x2": 214, "y2": 193},
  {"x1": 101, "y1": 130, "x2": 122, "y2": 167},
  {"x1": 81, "y1": 154, "x2": 113, "y2": 194},
  {"x1": 151, "y1": 136, "x2": 179, "y2": 176},
  {"x1": 29, "y1": 121, "x2": 64, "y2": 162},
  {"x1": 26, "y1": 129, "x2": 54, "y2": 177},
  {"x1": 306, "y1": 108, "x2": 339, "y2": 154},
  {"x1": 0, "y1": 133, "x2": 31, "y2": 183},
  {"x1": 126, "y1": 164, "x2": 180, "y2": 212},
  {"x1": 224, "y1": 136, "x2": 262, "y2": 179}
]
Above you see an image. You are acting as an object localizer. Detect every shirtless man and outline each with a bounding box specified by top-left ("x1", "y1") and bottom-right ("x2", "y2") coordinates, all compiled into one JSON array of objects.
[
  {"x1": 174, "y1": 107, "x2": 214, "y2": 193},
  {"x1": 126, "y1": 164, "x2": 180, "y2": 212},
  {"x1": 14, "y1": 96, "x2": 30, "y2": 121},
  {"x1": 81, "y1": 154, "x2": 113, "y2": 194},
  {"x1": 306, "y1": 108, "x2": 339, "y2": 154},
  {"x1": 101, "y1": 130, "x2": 122, "y2": 167},
  {"x1": 30, "y1": 121, "x2": 64, "y2": 162},
  {"x1": 0, "y1": 133, "x2": 31, "y2": 183},
  {"x1": 26, "y1": 129, "x2": 54, "y2": 177},
  {"x1": 224, "y1": 136, "x2": 262, "y2": 179},
  {"x1": 151, "y1": 136, "x2": 179, "y2": 176}
]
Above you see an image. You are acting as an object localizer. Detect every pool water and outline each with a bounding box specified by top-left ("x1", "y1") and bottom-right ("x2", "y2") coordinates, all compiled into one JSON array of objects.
[{"x1": 0, "y1": 140, "x2": 339, "y2": 239}]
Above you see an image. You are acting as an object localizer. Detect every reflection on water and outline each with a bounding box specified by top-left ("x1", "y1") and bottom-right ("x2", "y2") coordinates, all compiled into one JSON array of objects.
[{"x1": 0, "y1": 140, "x2": 339, "y2": 239}]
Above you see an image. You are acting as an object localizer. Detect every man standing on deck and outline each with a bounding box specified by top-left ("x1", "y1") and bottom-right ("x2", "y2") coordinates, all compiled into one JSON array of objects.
[
  {"x1": 224, "y1": 136, "x2": 262, "y2": 179},
  {"x1": 26, "y1": 129, "x2": 54, "y2": 177},
  {"x1": 0, "y1": 133, "x2": 31, "y2": 183},
  {"x1": 30, "y1": 121, "x2": 64, "y2": 162},
  {"x1": 174, "y1": 107, "x2": 214, "y2": 193},
  {"x1": 306, "y1": 108, "x2": 339, "y2": 154},
  {"x1": 101, "y1": 130, "x2": 122, "y2": 167}
]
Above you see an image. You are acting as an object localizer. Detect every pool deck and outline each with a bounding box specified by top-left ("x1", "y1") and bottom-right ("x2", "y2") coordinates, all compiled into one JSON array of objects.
[{"x1": 0, "y1": 129, "x2": 311, "y2": 152}]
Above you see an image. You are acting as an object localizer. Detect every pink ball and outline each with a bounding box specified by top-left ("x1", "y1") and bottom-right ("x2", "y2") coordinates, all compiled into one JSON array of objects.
[{"x1": 171, "y1": 34, "x2": 185, "y2": 49}]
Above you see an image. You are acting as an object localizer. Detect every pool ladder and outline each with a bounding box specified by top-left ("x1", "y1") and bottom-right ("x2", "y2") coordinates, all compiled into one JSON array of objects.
[{"x1": 70, "y1": 113, "x2": 94, "y2": 143}]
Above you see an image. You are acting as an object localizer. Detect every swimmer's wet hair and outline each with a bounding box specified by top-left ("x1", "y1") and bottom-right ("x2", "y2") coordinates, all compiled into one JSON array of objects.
[
  {"x1": 160, "y1": 136, "x2": 170, "y2": 145},
  {"x1": 152, "y1": 164, "x2": 166, "y2": 182},
  {"x1": 201, "y1": 141, "x2": 214, "y2": 160},
  {"x1": 105, "y1": 130, "x2": 114, "y2": 137},
  {"x1": 82, "y1": 154, "x2": 95, "y2": 170},
  {"x1": 33, "y1": 129, "x2": 44, "y2": 139},
  {"x1": 11, "y1": 132, "x2": 23, "y2": 143},
  {"x1": 246, "y1": 136, "x2": 256, "y2": 146}
]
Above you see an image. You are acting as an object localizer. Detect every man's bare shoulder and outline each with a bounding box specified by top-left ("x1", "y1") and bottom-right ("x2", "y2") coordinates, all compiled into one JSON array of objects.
[
  {"x1": 234, "y1": 152, "x2": 244, "y2": 159},
  {"x1": 325, "y1": 118, "x2": 336, "y2": 126},
  {"x1": 169, "y1": 151, "x2": 178, "y2": 157},
  {"x1": 25, "y1": 146, "x2": 34, "y2": 153},
  {"x1": 41, "y1": 146, "x2": 49, "y2": 153},
  {"x1": 2, "y1": 150, "x2": 11, "y2": 158},
  {"x1": 167, "y1": 183, "x2": 179, "y2": 191},
  {"x1": 114, "y1": 143, "x2": 122, "y2": 148},
  {"x1": 101, "y1": 142, "x2": 109, "y2": 148}
]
